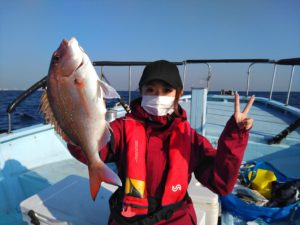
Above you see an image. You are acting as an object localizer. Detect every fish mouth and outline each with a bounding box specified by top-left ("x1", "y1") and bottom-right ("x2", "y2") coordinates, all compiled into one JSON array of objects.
[{"x1": 62, "y1": 38, "x2": 77, "y2": 47}]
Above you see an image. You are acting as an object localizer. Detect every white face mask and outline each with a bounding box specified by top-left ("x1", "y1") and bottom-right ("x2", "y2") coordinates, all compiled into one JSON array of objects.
[{"x1": 141, "y1": 95, "x2": 175, "y2": 116}]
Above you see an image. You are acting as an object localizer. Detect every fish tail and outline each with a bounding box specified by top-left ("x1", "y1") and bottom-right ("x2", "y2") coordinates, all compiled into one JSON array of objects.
[{"x1": 88, "y1": 162, "x2": 122, "y2": 200}]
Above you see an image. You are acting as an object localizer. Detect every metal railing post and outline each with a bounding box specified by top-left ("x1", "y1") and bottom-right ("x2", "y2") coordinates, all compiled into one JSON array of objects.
[
  {"x1": 182, "y1": 61, "x2": 187, "y2": 90},
  {"x1": 246, "y1": 63, "x2": 255, "y2": 96},
  {"x1": 206, "y1": 63, "x2": 212, "y2": 89},
  {"x1": 269, "y1": 64, "x2": 277, "y2": 100},
  {"x1": 285, "y1": 65, "x2": 295, "y2": 105},
  {"x1": 190, "y1": 87, "x2": 208, "y2": 135},
  {"x1": 128, "y1": 66, "x2": 132, "y2": 103},
  {"x1": 8, "y1": 113, "x2": 12, "y2": 133}
]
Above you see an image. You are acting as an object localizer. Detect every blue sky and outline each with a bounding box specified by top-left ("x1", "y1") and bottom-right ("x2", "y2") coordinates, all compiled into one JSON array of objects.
[{"x1": 0, "y1": 0, "x2": 299, "y2": 91}]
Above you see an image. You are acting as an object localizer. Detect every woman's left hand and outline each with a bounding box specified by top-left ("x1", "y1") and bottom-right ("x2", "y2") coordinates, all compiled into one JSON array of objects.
[{"x1": 234, "y1": 92, "x2": 255, "y2": 130}]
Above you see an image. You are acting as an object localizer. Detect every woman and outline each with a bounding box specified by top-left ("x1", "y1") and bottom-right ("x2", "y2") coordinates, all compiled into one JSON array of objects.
[{"x1": 68, "y1": 60, "x2": 255, "y2": 225}]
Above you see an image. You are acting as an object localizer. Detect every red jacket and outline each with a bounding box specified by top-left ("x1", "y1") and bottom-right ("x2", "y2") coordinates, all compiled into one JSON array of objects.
[{"x1": 68, "y1": 98, "x2": 249, "y2": 225}]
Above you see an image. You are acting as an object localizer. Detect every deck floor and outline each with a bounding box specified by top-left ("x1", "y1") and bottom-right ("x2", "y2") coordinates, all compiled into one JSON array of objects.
[
  {"x1": 205, "y1": 100, "x2": 300, "y2": 141},
  {"x1": 206, "y1": 99, "x2": 300, "y2": 178},
  {"x1": 181, "y1": 97, "x2": 300, "y2": 179}
]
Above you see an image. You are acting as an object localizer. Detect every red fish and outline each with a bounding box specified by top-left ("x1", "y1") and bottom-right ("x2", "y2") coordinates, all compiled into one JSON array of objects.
[{"x1": 40, "y1": 37, "x2": 122, "y2": 200}]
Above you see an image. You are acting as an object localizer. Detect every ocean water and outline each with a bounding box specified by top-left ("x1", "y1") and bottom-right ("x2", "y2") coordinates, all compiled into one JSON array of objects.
[{"x1": 0, "y1": 90, "x2": 299, "y2": 132}]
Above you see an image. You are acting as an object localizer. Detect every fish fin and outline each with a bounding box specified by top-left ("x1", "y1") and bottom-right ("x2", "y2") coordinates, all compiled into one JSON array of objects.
[
  {"x1": 98, "y1": 122, "x2": 111, "y2": 150},
  {"x1": 40, "y1": 91, "x2": 72, "y2": 143},
  {"x1": 97, "y1": 79, "x2": 120, "y2": 99},
  {"x1": 40, "y1": 91, "x2": 55, "y2": 124},
  {"x1": 88, "y1": 162, "x2": 122, "y2": 200}
]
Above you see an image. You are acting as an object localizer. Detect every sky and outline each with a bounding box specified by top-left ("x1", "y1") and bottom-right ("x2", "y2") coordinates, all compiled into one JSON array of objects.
[{"x1": 0, "y1": 0, "x2": 299, "y2": 92}]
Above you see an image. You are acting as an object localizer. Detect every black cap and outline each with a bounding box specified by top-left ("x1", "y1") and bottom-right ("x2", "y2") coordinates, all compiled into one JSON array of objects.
[{"x1": 139, "y1": 60, "x2": 183, "y2": 89}]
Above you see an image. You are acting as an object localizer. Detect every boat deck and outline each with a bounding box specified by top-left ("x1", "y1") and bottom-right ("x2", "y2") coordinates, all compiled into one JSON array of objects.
[
  {"x1": 1, "y1": 94, "x2": 300, "y2": 225},
  {"x1": 182, "y1": 95, "x2": 300, "y2": 179},
  {"x1": 206, "y1": 96, "x2": 300, "y2": 142}
]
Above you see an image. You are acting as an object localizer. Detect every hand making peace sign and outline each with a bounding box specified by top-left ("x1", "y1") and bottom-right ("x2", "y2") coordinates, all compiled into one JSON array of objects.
[{"x1": 234, "y1": 92, "x2": 255, "y2": 130}]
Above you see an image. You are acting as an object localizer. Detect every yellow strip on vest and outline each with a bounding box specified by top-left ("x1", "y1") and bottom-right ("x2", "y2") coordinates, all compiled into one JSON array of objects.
[{"x1": 125, "y1": 177, "x2": 146, "y2": 198}]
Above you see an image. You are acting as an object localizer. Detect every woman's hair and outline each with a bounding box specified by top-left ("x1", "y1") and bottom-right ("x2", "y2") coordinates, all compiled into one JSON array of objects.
[{"x1": 173, "y1": 87, "x2": 183, "y2": 116}]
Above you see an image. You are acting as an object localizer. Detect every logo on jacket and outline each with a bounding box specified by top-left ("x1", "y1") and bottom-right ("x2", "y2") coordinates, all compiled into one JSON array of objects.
[{"x1": 172, "y1": 184, "x2": 182, "y2": 192}]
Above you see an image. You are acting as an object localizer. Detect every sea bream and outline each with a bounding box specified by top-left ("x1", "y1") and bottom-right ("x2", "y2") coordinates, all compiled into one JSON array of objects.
[{"x1": 40, "y1": 37, "x2": 122, "y2": 200}]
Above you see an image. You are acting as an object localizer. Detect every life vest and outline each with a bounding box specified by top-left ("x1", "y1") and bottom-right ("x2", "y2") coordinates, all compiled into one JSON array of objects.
[{"x1": 121, "y1": 115, "x2": 191, "y2": 217}]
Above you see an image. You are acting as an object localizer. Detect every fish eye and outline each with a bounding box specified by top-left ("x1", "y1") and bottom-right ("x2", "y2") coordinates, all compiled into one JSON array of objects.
[{"x1": 53, "y1": 53, "x2": 60, "y2": 63}]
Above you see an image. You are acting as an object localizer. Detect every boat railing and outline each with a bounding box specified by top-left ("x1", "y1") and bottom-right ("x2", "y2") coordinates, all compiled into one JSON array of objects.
[
  {"x1": 184, "y1": 59, "x2": 273, "y2": 94},
  {"x1": 93, "y1": 61, "x2": 184, "y2": 103},
  {"x1": 6, "y1": 75, "x2": 47, "y2": 133},
  {"x1": 5, "y1": 58, "x2": 299, "y2": 133},
  {"x1": 275, "y1": 58, "x2": 300, "y2": 105}
]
